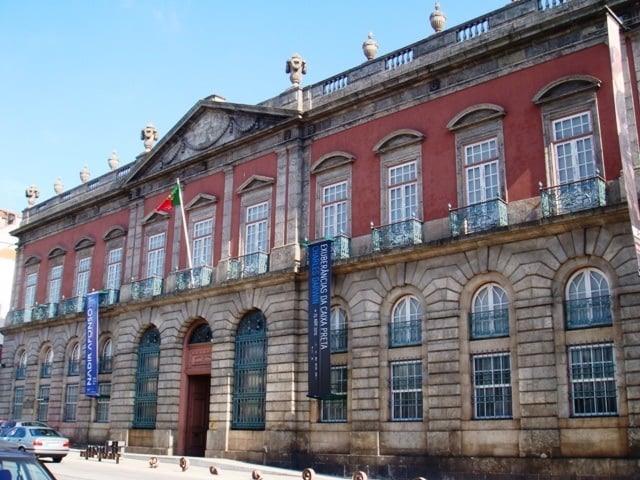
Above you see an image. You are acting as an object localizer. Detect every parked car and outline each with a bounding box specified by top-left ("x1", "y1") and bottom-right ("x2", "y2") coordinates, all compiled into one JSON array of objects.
[
  {"x1": 0, "y1": 447, "x2": 58, "y2": 479},
  {"x1": 0, "y1": 421, "x2": 49, "y2": 437},
  {"x1": 0, "y1": 426, "x2": 69, "y2": 463}
]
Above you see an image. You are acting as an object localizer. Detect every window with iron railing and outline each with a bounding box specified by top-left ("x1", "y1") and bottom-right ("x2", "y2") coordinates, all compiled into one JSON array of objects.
[
  {"x1": 390, "y1": 296, "x2": 422, "y2": 347},
  {"x1": 133, "y1": 327, "x2": 160, "y2": 429},
  {"x1": 320, "y1": 366, "x2": 347, "y2": 422},
  {"x1": 569, "y1": 344, "x2": 617, "y2": 416},
  {"x1": 565, "y1": 268, "x2": 611, "y2": 329},
  {"x1": 472, "y1": 353, "x2": 512, "y2": 419},
  {"x1": 390, "y1": 360, "x2": 423, "y2": 421}
]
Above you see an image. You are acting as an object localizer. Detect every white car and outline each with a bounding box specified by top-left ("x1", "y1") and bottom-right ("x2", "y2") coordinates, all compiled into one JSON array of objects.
[{"x1": 0, "y1": 426, "x2": 69, "y2": 463}]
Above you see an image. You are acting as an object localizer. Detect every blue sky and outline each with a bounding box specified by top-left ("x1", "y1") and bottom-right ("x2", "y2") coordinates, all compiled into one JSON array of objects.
[{"x1": 0, "y1": 0, "x2": 507, "y2": 215}]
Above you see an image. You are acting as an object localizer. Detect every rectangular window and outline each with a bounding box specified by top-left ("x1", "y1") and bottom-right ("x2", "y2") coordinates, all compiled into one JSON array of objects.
[
  {"x1": 75, "y1": 257, "x2": 91, "y2": 297},
  {"x1": 388, "y1": 162, "x2": 417, "y2": 223},
  {"x1": 106, "y1": 248, "x2": 123, "y2": 290},
  {"x1": 95, "y1": 382, "x2": 111, "y2": 423},
  {"x1": 245, "y1": 202, "x2": 269, "y2": 254},
  {"x1": 391, "y1": 360, "x2": 423, "y2": 421},
  {"x1": 48, "y1": 265, "x2": 63, "y2": 303},
  {"x1": 192, "y1": 219, "x2": 213, "y2": 267},
  {"x1": 146, "y1": 233, "x2": 165, "y2": 278},
  {"x1": 322, "y1": 182, "x2": 348, "y2": 238},
  {"x1": 321, "y1": 366, "x2": 348, "y2": 422},
  {"x1": 465, "y1": 138, "x2": 500, "y2": 204},
  {"x1": 36, "y1": 385, "x2": 50, "y2": 422},
  {"x1": 64, "y1": 384, "x2": 79, "y2": 422},
  {"x1": 12, "y1": 387, "x2": 24, "y2": 418},
  {"x1": 473, "y1": 353, "x2": 512, "y2": 419},
  {"x1": 24, "y1": 272, "x2": 38, "y2": 308},
  {"x1": 553, "y1": 112, "x2": 595, "y2": 184},
  {"x1": 569, "y1": 344, "x2": 617, "y2": 416}
]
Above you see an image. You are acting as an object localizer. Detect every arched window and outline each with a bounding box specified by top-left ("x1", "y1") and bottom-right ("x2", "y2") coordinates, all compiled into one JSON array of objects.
[
  {"x1": 390, "y1": 296, "x2": 422, "y2": 347},
  {"x1": 67, "y1": 343, "x2": 80, "y2": 376},
  {"x1": 100, "y1": 339, "x2": 113, "y2": 373},
  {"x1": 133, "y1": 327, "x2": 160, "y2": 428},
  {"x1": 232, "y1": 311, "x2": 267, "y2": 429},
  {"x1": 40, "y1": 347, "x2": 53, "y2": 378},
  {"x1": 470, "y1": 283, "x2": 509, "y2": 339},
  {"x1": 330, "y1": 307, "x2": 348, "y2": 352},
  {"x1": 15, "y1": 351, "x2": 27, "y2": 380},
  {"x1": 565, "y1": 268, "x2": 611, "y2": 329},
  {"x1": 188, "y1": 323, "x2": 213, "y2": 344}
]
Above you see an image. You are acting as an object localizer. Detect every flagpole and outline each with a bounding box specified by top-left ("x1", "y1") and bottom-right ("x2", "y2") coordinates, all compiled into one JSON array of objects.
[{"x1": 176, "y1": 178, "x2": 193, "y2": 270}]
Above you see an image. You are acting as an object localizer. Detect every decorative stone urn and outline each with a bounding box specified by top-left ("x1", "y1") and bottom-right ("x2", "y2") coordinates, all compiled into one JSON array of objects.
[
  {"x1": 141, "y1": 123, "x2": 158, "y2": 151},
  {"x1": 362, "y1": 32, "x2": 379, "y2": 60},
  {"x1": 108, "y1": 150, "x2": 120, "y2": 171},
  {"x1": 285, "y1": 53, "x2": 307, "y2": 85},
  {"x1": 25, "y1": 185, "x2": 40, "y2": 206},
  {"x1": 430, "y1": 3, "x2": 447, "y2": 32},
  {"x1": 80, "y1": 165, "x2": 90, "y2": 183},
  {"x1": 53, "y1": 178, "x2": 64, "y2": 194}
]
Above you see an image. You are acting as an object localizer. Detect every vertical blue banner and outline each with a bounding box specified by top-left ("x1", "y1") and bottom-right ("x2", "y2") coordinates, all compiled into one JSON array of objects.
[
  {"x1": 307, "y1": 239, "x2": 332, "y2": 398},
  {"x1": 85, "y1": 292, "x2": 100, "y2": 397}
]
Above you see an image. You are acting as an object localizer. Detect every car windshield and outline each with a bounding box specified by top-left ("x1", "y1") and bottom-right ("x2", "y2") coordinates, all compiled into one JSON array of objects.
[
  {"x1": 0, "y1": 458, "x2": 55, "y2": 480},
  {"x1": 29, "y1": 429, "x2": 61, "y2": 437}
]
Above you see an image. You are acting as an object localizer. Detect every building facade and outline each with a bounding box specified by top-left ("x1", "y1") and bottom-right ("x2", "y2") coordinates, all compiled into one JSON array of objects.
[{"x1": 1, "y1": 1, "x2": 640, "y2": 478}]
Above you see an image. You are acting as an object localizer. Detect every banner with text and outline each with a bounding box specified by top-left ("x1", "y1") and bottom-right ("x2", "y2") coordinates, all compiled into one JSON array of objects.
[
  {"x1": 307, "y1": 239, "x2": 332, "y2": 398},
  {"x1": 85, "y1": 292, "x2": 100, "y2": 397}
]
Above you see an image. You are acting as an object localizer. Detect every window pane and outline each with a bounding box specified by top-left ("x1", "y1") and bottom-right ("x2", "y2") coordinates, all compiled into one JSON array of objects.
[
  {"x1": 569, "y1": 344, "x2": 617, "y2": 416},
  {"x1": 473, "y1": 353, "x2": 512, "y2": 419},
  {"x1": 391, "y1": 361, "x2": 423, "y2": 421}
]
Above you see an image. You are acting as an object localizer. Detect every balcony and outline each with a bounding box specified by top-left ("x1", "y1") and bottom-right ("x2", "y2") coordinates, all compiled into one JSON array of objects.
[
  {"x1": 449, "y1": 198, "x2": 508, "y2": 237},
  {"x1": 175, "y1": 266, "x2": 213, "y2": 292},
  {"x1": 99, "y1": 355, "x2": 113, "y2": 374},
  {"x1": 540, "y1": 176, "x2": 606, "y2": 218},
  {"x1": 40, "y1": 363, "x2": 52, "y2": 378},
  {"x1": 330, "y1": 328, "x2": 348, "y2": 353},
  {"x1": 8, "y1": 308, "x2": 32, "y2": 325},
  {"x1": 59, "y1": 296, "x2": 86, "y2": 315},
  {"x1": 565, "y1": 295, "x2": 612, "y2": 329},
  {"x1": 389, "y1": 319, "x2": 422, "y2": 347},
  {"x1": 32, "y1": 303, "x2": 58, "y2": 321},
  {"x1": 15, "y1": 366, "x2": 26, "y2": 380},
  {"x1": 371, "y1": 218, "x2": 423, "y2": 252},
  {"x1": 332, "y1": 234, "x2": 351, "y2": 260},
  {"x1": 228, "y1": 252, "x2": 269, "y2": 280},
  {"x1": 99, "y1": 289, "x2": 120, "y2": 307},
  {"x1": 470, "y1": 308, "x2": 509, "y2": 339},
  {"x1": 131, "y1": 276, "x2": 163, "y2": 300}
]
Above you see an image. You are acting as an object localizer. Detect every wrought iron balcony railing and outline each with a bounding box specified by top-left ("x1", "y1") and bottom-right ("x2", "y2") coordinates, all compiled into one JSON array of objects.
[
  {"x1": 565, "y1": 295, "x2": 612, "y2": 329},
  {"x1": 40, "y1": 363, "x2": 52, "y2": 378},
  {"x1": 332, "y1": 234, "x2": 351, "y2": 260},
  {"x1": 60, "y1": 296, "x2": 86, "y2": 315},
  {"x1": 8, "y1": 308, "x2": 32, "y2": 325},
  {"x1": 228, "y1": 252, "x2": 269, "y2": 280},
  {"x1": 469, "y1": 308, "x2": 509, "y2": 339},
  {"x1": 15, "y1": 366, "x2": 26, "y2": 380},
  {"x1": 130, "y1": 276, "x2": 164, "y2": 300},
  {"x1": 175, "y1": 266, "x2": 213, "y2": 292},
  {"x1": 99, "y1": 289, "x2": 120, "y2": 307},
  {"x1": 389, "y1": 319, "x2": 422, "y2": 347},
  {"x1": 449, "y1": 198, "x2": 508, "y2": 237},
  {"x1": 540, "y1": 176, "x2": 606, "y2": 218},
  {"x1": 32, "y1": 303, "x2": 58, "y2": 321},
  {"x1": 99, "y1": 355, "x2": 113, "y2": 374},
  {"x1": 371, "y1": 218, "x2": 423, "y2": 252},
  {"x1": 67, "y1": 359, "x2": 80, "y2": 376}
]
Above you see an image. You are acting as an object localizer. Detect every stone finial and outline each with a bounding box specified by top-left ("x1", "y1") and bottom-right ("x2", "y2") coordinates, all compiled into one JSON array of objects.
[
  {"x1": 80, "y1": 165, "x2": 90, "y2": 183},
  {"x1": 141, "y1": 123, "x2": 158, "y2": 152},
  {"x1": 285, "y1": 53, "x2": 307, "y2": 85},
  {"x1": 362, "y1": 32, "x2": 379, "y2": 60},
  {"x1": 54, "y1": 178, "x2": 64, "y2": 194},
  {"x1": 430, "y1": 2, "x2": 447, "y2": 33},
  {"x1": 25, "y1": 185, "x2": 40, "y2": 206},
  {"x1": 108, "y1": 150, "x2": 120, "y2": 171}
]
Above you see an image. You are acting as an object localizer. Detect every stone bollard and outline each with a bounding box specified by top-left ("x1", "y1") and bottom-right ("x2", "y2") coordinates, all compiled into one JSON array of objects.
[
  {"x1": 149, "y1": 456, "x2": 159, "y2": 468},
  {"x1": 210, "y1": 465, "x2": 220, "y2": 475},
  {"x1": 352, "y1": 471, "x2": 368, "y2": 480},
  {"x1": 179, "y1": 457, "x2": 190, "y2": 471},
  {"x1": 302, "y1": 468, "x2": 316, "y2": 480},
  {"x1": 251, "y1": 469, "x2": 263, "y2": 480}
]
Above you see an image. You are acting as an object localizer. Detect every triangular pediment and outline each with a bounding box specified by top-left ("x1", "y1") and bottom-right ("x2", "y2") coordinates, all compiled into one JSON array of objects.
[
  {"x1": 143, "y1": 210, "x2": 169, "y2": 225},
  {"x1": 237, "y1": 175, "x2": 275, "y2": 194},
  {"x1": 124, "y1": 98, "x2": 297, "y2": 185},
  {"x1": 185, "y1": 193, "x2": 218, "y2": 210}
]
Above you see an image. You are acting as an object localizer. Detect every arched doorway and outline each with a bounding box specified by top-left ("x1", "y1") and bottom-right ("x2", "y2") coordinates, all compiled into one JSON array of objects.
[{"x1": 178, "y1": 322, "x2": 212, "y2": 456}]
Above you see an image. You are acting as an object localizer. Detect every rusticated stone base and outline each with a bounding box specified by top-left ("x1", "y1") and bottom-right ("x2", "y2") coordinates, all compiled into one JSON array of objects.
[{"x1": 284, "y1": 453, "x2": 640, "y2": 480}]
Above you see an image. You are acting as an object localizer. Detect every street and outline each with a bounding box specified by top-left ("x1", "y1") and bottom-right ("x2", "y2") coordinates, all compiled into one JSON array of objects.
[{"x1": 46, "y1": 450, "x2": 342, "y2": 480}]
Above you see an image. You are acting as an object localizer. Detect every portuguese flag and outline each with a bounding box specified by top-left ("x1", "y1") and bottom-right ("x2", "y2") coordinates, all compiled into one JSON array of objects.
[{"x1": 156, "y1": 184, "x2": 181, "y2": 212}]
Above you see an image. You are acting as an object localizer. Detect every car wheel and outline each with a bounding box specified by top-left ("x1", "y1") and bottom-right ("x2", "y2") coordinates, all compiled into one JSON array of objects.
[{"x1": 52, "y1": 457, "x2": 63, "y2": 463}]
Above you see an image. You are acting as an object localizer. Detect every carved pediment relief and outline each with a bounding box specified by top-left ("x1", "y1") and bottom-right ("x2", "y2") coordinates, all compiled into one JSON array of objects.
[
  {"x1": 532, "y1": 75, "x2": 601, "y2": 105},
  {"x1": 48, "y1": 247, "x2": 67, "y2": 259},
  {"x1": 104, "y1": 226, "x2": 127, "y2": 241},
  {"x1": 311, "y1": 151, "x2": 356, "y2": 174},
  {"x1": 143, "y1": 210, "x2": 169, "y2": 225},
  {"x1": 24, "y1": 255, "x2": 41, "y2": 266},
  {"x1": 74, "y1": 236, "x2": 96, "y2": 250},
  {"x1": 129, "y1": 102, "x2": 296, "y2": 182},
  {"x1": 447, "y1": 103, "x2": 506, "y2": 131}
]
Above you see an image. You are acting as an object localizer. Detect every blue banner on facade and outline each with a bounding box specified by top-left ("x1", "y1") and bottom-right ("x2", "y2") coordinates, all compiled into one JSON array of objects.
[
  {"x1": 307, "y1": 239, "x2": 332, "y2": 398},
  {"x1": 85, "y1": 292, "x2": 100, "y2": 397}
]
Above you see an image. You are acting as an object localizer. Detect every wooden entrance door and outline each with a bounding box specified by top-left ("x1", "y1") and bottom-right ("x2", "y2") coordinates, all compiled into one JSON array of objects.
[{"x1": 184, "y1": 375, "x2": 210, "y2": 456}]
